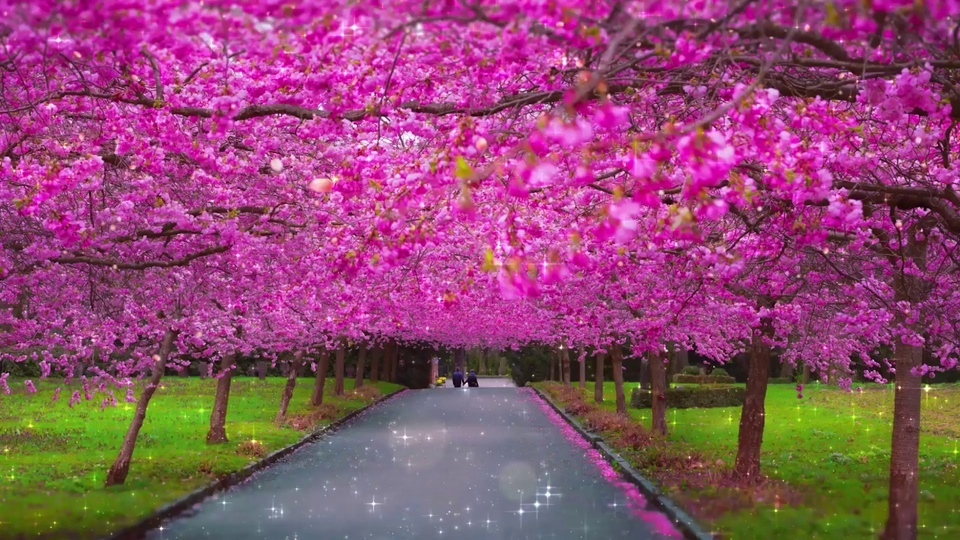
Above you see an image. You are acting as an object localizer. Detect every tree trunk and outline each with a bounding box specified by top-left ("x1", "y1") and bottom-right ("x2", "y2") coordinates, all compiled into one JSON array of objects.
[
  {"x1": 549, "y1": 350, "x2": 556, "y2": 381},
  {"x1": 778, "y1": 357, "x2": 794, "y2": 379},
  {"x1": 881, "y1": 226, "x2": 930, "y2": 539},
  {"x1": 650, "y1": 350, "x2": 668, "y2": 436},
  {"x1": 256, "y1": 360, "x2": 268, "y2": 380},
  {"x1": 479, "y1": 348, "x2": 488, "y2": 375},
  {"x1": 383, "y1": 342, "x2": 392, "y2": 382},
  {"x1": 669, "y1": 346, "x2": 689, "y2": 376},
  {"x1": 801, "y1": 363, "x2": 810, "y2": 384},
  {"x1": 206, "y1": 352, "x2": 236, "y2": 444},
  {"x1": 560, "y1": 345, "x2": 571, "y2": 385},
  {"x1": 310, "y1": 350, "x2": 330, "y2": 406},
  {"x1": 354, "y1": 344, "x2": 367, "y2": 388},
  {"x1": 579, "y1": 348, "x2": 586, "y2": 389},
  {"x1": 387, "y1": 342, "x2": 399, "y2": 383},
  {"x1": 334, "y1": 342, "x2": 346, "y2": 396},
  {"x1": 882, "y1": 335, "x2": 923, "y2": 540},
  {"x1": 276, "y1": 352, "x2": 303, "y2": 422},
  {"x1": 594, "y1": 351, "x2": 605, "y2": 403},
  {"x1": 733, "y1": 317, "x2": 773, "y2": 480},
  {"x1": 611, "y1": 343, "x2": 626, "y2": 415},
  {"x1": 380, "y1": 341, "x2": 391, "y2": 381},
  {"x1": 105, "y1": 329, "x2": 177, "y2": 486},
  {"x1": 639, "y1": 354, "x2": 651, "y2": 390},
  {"x1": 369, "y1": 345, "x2": 382, "y2": 384}
]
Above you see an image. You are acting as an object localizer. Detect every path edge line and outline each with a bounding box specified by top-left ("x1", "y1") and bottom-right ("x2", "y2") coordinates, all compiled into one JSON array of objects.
[
  {"x1": 104, "y1": 387, "x2": 408, "y2": 540},
  {"x1": 530, "y1": 386, "x2": 713, "y2": 540}
]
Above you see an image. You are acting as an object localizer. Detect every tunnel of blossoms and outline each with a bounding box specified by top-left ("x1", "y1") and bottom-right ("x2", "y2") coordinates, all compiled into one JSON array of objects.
[{"x1": 2, "y1": 1, "x2": 960, "y2": 539}]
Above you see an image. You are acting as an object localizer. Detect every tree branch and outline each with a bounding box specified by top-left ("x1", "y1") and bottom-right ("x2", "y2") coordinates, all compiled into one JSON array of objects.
[{"x1": 50, "y1": 245, "x2": 230, "y2": 270}]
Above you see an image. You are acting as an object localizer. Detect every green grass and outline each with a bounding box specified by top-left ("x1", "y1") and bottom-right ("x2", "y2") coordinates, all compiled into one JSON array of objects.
[
  {"x1": 577, "y1": 381, "x2": 960, "y2": 539},
  {"x1": 0, "y1": 376, "x2": 401, "y2": 539}
]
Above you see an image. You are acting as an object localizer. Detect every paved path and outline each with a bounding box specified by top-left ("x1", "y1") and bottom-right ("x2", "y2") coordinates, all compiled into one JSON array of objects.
[{"x1": 148, "y1": 387, "x2": 678, "y2": 539}]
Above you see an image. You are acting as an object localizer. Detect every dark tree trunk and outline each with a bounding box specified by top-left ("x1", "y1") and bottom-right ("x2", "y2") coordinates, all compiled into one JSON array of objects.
[
  {"x1": 354, "y1": 344, "x2": 367, "y2": 388},
  {"x1": 334, "y1": 342, "x2": 346, "y2": 396},
  {"x1": 386, "y1": 342, "x2": 398, "y2": 383},
  {"x1": 734, "y1": 317, "x2": 773, "y2": 480},
  {"x1": 369, "y1": 345, "x2": 382, "y2": 384},
  {"x1": 276, "y1": 351, "x2": 303, "y2": 422},
  {"x1": 105, "y1": 329, "x2": 177, "y2": 486},
  {"x1": 639, "y1": 355, "x2": 651, "y2": 390},
  {"x1": 393, "y1": 344, "x2": 401, "y2": 382},
  {"x1": 256, "y1": 360, "x2": 268, "y2": 380},
  {"x1": 594, "y1": 351, "x2": 605, "y2": 403},
  {"x1": 578, "y1": 348, "x2": 586, "y2": 389},
  {"x1": 882, "y1": 334, "x2": 923, "y2": 540},
  {"x1": 650, "y1": 350, "x2": 668, "y2": 436},
  {"x1": 549, "y1": 350, "x2": 556, "y2": 381},
  {"x1": 668, "y1": 345, "x2": 689, "y2": 376},
  {"x1": 382, "y1": 342, "x2": 392, "y2": 382},
  {"x1": 611, "y1": 343, "x2": 626, "y2": 415},
  {"x1": 778, "y1": 357, "x2": 794, "y2": 379},
  {"x1": 801, "y1": 363, "x2": 811, "y2": 384},
  {"x1": 560, "y1": 345, "x2": 571, "y2": 385},
  {"x1": 379, "y1": 341, "x2": 391, "y2": 381},
  {"x1": 206, "y1": 352, "x2": 236, "y2": 444},
  {"x1": 881, "y1": 227, "x2": 931, "y2": 539},
  {"x1": 311, "y1": 350, "x2": 330, "y2": 406},
  {"x1": 454, "y1": 348, "x2": 465, "y2": 371}
]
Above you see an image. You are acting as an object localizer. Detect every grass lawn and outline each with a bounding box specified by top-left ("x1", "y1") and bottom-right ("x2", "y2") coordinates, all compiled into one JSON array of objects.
[
  {"x1": 0, "y1": 376, "x2": 401, "y2": 539},
  {"x1": 547, "y1": 381, "x2": 960, "y2": 539}
]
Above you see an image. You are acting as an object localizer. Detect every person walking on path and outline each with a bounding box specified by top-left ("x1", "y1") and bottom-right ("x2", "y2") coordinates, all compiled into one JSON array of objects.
[
  {"x1": 466, "y1": 370, "x2": 479, "y2": 387},
  {"x1": 452, "y1": 368, "x2": 464, "y2": 388}
]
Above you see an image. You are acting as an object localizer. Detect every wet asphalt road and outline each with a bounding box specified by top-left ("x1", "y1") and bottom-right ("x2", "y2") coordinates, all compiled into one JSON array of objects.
[{"x1": 147, "y1": 383, "x2": 677, "y2": 540}]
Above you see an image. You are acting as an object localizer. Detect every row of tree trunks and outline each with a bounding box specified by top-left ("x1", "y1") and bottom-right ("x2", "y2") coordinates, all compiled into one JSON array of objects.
[
  {"x1": 276, "y1": 351, "x2": 304, "y2": 422},
  {"x1": 205, "y1": 352, "x2": 236, "y2": 444},
  {"x1": 107, "y1": 338, "x2": 378, "y2": 488},
  {"x1": 733, "y1": 316, "x2": 774, "y2": 481},
  {"x1": 354, "y1": 345, "x2": 367, "y2": 388},
  {"x1": 311, "y1": 350, "x2": 330, "y2": 406},
  {"x1": 105, "y1": 328, "x2": 178, "y2": 486},
  {"x1": 650, "y1": 350, "x2": 668, "y2": 436},
  {"x1": 594, "y1": 351, "x2": 605, "y2": 403},
  {"x1": 610, "y1": 343, "x2": 626, "y2": 415}
]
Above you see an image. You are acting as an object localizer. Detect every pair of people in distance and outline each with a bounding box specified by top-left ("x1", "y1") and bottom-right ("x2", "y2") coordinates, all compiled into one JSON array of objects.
[{"x1": 451, "y1": 369, "x2": 478, "y2": 388}]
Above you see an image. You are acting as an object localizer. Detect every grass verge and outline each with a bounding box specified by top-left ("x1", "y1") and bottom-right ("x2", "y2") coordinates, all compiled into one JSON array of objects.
[
  {"x1": 536, "y1": 381, "x2": 960, "y2": 539},
  {"x1": 0, "y1": 377, "x2": 401, "y2": 539}
]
